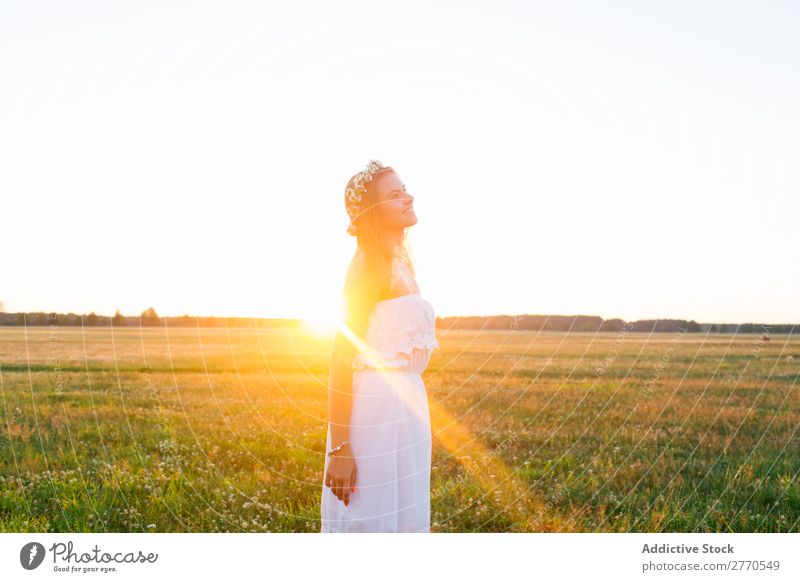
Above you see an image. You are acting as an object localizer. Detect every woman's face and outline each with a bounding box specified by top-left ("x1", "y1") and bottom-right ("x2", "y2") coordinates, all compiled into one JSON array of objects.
[{"x1": 374, "y1": 171, "x2": 417, "y2": 230}]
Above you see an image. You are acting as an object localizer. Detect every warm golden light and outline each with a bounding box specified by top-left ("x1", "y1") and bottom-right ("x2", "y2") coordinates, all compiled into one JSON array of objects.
[
  {"x1": 300, "y1": 301, "x2": 345, "y2": 337},
  {"x1": 336, "y1": 320, "x2": 568, "y2": 531},
  {"x1": 300, "y1": 316, "x2": 338, "y2": 337}
]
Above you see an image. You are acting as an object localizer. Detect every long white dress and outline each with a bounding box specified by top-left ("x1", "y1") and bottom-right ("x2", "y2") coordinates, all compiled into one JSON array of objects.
[{"x1": 321, "y1": 258, "x2": 439, "y2": 533}]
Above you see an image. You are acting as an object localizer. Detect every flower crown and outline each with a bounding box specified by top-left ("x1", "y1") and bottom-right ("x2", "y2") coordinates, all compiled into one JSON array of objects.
[{"x1": 344, "y1": 159, "x2": 388, "y2": 236}]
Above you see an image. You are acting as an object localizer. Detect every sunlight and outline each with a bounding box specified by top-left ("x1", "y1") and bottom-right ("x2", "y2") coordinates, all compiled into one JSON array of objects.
[
  {"x1": 336, "y1": 321, "x2": 566, "y2": 531},
  {"x1": 300, "y1": 316, "x2": 338, "y2": 337},
  {"x1": 428, "y1": 399, "x2": 565, "y2": 531},
  {"x1": 300, "y1": 302, "x2": 344, "y2": 337}
]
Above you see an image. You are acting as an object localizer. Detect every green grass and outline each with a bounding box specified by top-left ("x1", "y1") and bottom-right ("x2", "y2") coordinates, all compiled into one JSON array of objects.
[{"x1": 0, "y1": 325, "x2": 797, "y2": 532}]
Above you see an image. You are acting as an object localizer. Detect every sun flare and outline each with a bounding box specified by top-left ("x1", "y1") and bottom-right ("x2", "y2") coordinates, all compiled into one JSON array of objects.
[
  {"x1": 299, "y1": 318, "x2": 334, "y2": 337},
  {"x1": 300, "y1": 307, "x2": 343, "y2": 337}
]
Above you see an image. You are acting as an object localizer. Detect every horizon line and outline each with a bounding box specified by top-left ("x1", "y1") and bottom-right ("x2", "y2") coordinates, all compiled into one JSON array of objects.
[{"x1": 0, "y1": 309, "x2": 796, "y2": 328}]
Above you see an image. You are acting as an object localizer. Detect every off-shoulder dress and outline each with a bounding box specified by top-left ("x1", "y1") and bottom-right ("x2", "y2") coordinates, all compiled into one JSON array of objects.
[{"x1": 321, "y1": 256, "x2": 439, "y2": 533}]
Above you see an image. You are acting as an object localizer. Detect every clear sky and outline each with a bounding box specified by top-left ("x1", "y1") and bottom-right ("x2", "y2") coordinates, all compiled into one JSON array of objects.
[{"x1": 1, "y1": 1, "x2": 798, "y2": 324}]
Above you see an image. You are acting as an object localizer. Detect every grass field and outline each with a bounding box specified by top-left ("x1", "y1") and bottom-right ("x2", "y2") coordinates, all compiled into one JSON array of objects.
[{"x1": 0, "y1": 324, "x2": 797, "y2": 532}]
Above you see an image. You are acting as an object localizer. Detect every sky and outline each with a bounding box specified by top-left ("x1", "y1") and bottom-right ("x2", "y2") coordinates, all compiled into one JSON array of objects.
[{"x1": 1, "y1": 1, "x2": 798, "y2": 325}]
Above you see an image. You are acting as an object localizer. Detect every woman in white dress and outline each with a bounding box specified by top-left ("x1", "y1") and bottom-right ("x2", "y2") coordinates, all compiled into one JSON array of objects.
[{"x1": 321, "y1": 160, "x2": 439, "y2": 533}]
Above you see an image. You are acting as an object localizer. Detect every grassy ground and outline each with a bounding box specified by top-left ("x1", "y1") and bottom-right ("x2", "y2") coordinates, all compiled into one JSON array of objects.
[{"x1": 0, "y1": 324, "x2": 797, "y2": 532}]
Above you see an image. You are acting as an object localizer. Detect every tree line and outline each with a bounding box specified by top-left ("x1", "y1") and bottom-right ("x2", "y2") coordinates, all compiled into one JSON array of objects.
[
  {"x1": 0, "y1": 307, "x2": 301, "y2": 329},
  {"x1": 0, "y1": 308, "x2": 794, "y2": 334},
  {"x1": 433, "y1": 315, "x2": 790, "y2": 334}
]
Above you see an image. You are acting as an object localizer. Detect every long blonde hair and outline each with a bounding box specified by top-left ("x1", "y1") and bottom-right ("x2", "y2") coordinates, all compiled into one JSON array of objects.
[{"x1": 342, "y1": 166, "x2": 416, "y2": 340}]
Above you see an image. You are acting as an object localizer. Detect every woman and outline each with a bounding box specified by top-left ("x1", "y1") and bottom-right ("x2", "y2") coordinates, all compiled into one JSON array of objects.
[{"x1": 320, "y1": 160, "x2": 439, "y2": 533}]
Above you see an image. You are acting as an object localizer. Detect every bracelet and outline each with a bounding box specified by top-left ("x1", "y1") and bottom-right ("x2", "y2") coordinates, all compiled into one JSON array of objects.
[{"x1": 327, "y1": 440, "x2": 350, "y2": 457}]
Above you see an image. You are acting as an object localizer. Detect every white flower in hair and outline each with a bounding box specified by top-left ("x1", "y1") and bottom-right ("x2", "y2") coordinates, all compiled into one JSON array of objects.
[{"x1": 345, "y1": 159, "x2": 386, "y2": 236}]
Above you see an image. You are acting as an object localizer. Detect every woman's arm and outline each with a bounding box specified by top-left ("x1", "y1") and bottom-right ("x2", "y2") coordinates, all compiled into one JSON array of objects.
[
  {"x1": 324, "y1": 252, "x2": 370, "y2": 506},
  {"x1": 328, "y1": 329, "x2": 356, "y2": 452}
]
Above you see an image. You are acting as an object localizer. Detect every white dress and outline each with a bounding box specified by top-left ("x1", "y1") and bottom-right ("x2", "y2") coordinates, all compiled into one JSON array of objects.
[{"x1": 321, "y1": 257, "x2": 439, "y2": 533}]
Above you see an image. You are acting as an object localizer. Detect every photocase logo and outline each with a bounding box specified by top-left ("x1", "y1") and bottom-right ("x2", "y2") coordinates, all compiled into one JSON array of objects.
[{"x1": 20, "y1": 542, "x2": 46, "y2": 570}]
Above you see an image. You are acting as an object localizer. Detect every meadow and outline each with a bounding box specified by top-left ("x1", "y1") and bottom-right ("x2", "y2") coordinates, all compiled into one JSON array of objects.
[{"x1": 0, "y1": 324, "x2": 797, "y2": 532}]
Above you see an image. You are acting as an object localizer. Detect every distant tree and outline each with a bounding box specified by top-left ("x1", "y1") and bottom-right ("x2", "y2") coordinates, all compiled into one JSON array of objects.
[
  {"x1": 686, "y1": 320, "x2": 702, "y2": 333},
  {"x1": 141, "y1": 307, "x2": 160, "y2": 326},
  {"x1": 86, "y1": 312, "x2": 98, "y2": 326},
  {"x1": 112, "y1": 309, "x2": 126, "y2": 326}
]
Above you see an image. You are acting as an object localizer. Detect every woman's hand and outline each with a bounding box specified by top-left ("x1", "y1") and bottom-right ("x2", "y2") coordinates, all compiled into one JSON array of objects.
[{"x1": 324, "y1": 444, "x2": 357, "y2": 506}]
